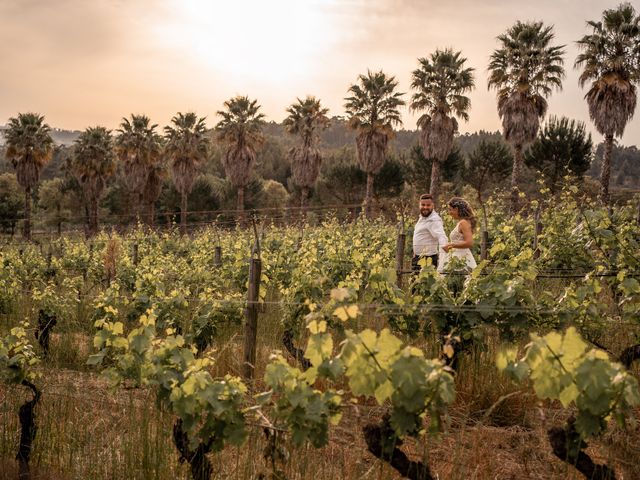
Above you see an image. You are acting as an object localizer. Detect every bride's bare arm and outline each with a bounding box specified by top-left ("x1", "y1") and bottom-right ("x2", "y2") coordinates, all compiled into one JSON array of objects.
[{"x1": 447, "y1": 220, "x2": 474, "y2": 249}]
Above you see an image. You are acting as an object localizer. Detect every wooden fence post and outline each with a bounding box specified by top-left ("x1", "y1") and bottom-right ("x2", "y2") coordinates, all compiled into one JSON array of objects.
[
  {"x1": 533, "y1": 207, "x2": 543, "y2": 259},
  {"x1": 132, "y1": 243, "x2": 139, "y2": 266},
  {"x1": 243, "y1": 253, "x2": 261, "y2": 379},
  {"x1": 481, "y1": 230, "x2": 489, "y2": 260},
  {"x1": 214, "y1": 222, "x2": 222, "y2": 267},
  {"x1": 395, "y1": 232, "x2": 406, "y2": 288},
  {"x1": 214, "y1": 246, "x2": 222, "y2": 267}
]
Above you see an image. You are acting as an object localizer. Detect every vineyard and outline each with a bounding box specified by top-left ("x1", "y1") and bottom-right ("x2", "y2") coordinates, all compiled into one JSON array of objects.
[{"x1": 1, "y1": 190, "x2": 640, "y2": 480}]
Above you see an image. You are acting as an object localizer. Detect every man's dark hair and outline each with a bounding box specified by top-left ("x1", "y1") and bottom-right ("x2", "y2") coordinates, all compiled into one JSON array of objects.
[{"x1": 420, "y1": 194, "x2": 433, "y2": 201}]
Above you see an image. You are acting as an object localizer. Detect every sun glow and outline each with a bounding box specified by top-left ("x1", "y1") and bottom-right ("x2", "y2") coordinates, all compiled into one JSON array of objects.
[{"x1": 157, "y1": 0, "x2": 337, "y2": 86}]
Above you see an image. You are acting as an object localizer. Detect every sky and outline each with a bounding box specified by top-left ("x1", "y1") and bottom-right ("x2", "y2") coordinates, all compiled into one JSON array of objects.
[{"x1": 0, "y1": 0, "x2": 638, "y2": 145}]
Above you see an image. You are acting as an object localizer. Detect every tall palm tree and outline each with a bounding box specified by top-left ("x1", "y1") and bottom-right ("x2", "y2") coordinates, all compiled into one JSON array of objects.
[
  {"x1": 164, "y1": 112, "x2": 210, "y2": 234},
  {"x1": 488, "y1": 21, "x2": 565, "y2": 213},
  {"x1": 115, "y1": 114, "x2": 163, "y2": 223},
  {"x1": 575, "y1": 3, "x2": 640, "y2": 205},
  {"x1": 215, "y1": 96, "x2": 265, "y2": 222},
  {"x1": 283, "y1": 96, "x2": 330, "y2": 215},
  {"x1": 410, "y1": 49, "x2": 475, "y2": 205},
  {"x1": 69, "y1": 127, "x2": 116, "y2": 237},
  {"x1": 4, "y1": 113, "x2": 54, "y2": 240},
  {"x1": 344, "y1": 70, "x2": 405, "y2": 218}
]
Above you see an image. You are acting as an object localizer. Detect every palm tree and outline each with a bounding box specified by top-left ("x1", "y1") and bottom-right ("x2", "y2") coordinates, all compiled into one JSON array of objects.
[
  {"x1": 69, "y1": 127, "x2": 116, "y2": 237},
  {"x1": 215, "y1": 96, "x2": 265, "y2": 223},
  {"x1": 4, "y1": 113, "x2": 54, "y2": 240},
  {"x1": 283, "y1": 96, "x2": 330, "y2": 216},
  {"x1": 345, "y1": 70, "x2": 405, "y2": 218},
  {"x1": 164, "y1": 112, "x2": 210, "y2": 234},
  {"x1": 142, "y1": 161, "x2": 166, "y2": 226},
  {"x1": 115, "y1": 114, "x2": 163, "y2": 223},
  {"x1": 488, "y1": 21, "x2": 565, "y2": 213},
  {"x1": 410, "y1": 49, "x2": 475, "y2": 205},
  {"x1": 575, "y1": 3, "x2": 640, "y2": 204}
]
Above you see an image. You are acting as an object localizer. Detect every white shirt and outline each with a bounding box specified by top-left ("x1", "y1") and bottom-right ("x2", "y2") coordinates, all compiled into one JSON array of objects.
[{"x1": 412, "y1": 212, "x2": 448, "y2": 256}]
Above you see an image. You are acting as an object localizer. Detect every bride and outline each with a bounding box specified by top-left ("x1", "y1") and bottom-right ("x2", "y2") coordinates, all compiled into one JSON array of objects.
[{"x1": 438, "y1": 197, "x2": 477, "y2": 272}]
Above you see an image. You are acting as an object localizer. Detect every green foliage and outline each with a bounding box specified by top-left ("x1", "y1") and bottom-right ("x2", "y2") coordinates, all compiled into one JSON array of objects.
[
  {"x1": 373, "y1": 157, "x2": 405, "y2": 198},
  {"x1": 0, "y1": 322, "x2": 40, "y2": 385},
  {"x1": 344, "y1": 70, "x2": 405, "y2": 132},
  {"x1": 498, "y1": 327, "x2": 640, "y2": 442},
  {"x1": 164, "y1": 111, "x2": 210, "y2": 228},
  {"x1": 341, "y1": 327, "x2": 455, "y2": 437},
  {"x1": 317, "y1": 156, "x2": 365, "y2": 204},
  {"x1": 37, "y1": 178, "x2": 74, "y2": 232},
  {"x1": 4, "y1": 112, "x2": 54, "y2": 189},
  {"x1": 524, "y1": 116, "x2": 593, "y2": 192},
  {"x1": 404, "y1": 145, "x2": 463, "y2": 193},
  {"x1": 464, "y1": 140, "x2": 512, "y2": 201},
  {"x1": 5, "y1": 193, "x2": 640, "y2": 473},
  {"x1": 71, "y1": 127, "x2": 117, "y2": 182},
  {"x1": 0, "y1": 172, "x2": 23, "y2": 234},
  {"x1": 89, "y1": 310, "x2": 248, "y2": 450},
  {"x1": 191, "y1": 293, "x2": 244, "y2": 353},
  {"x1": 575, "y1": 3, "x2": 640, "y2": 140},
  {"x1": 261, "y1": 316, "x2": 455, "y2": 449},
  {"x1": 216, "y1": 96, "x2": 265, "y2": 191},
  {"x1": 262, "y1": 352, "x2": 342, "y2": 448},
  {"x1": 410, "y1": 49, "x2": 475, "y2": 123}
]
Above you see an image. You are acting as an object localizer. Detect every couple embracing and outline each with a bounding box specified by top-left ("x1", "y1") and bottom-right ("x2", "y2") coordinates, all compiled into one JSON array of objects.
[{"x1": 411, "y1": 193, "x2": 477, "y2": 273}]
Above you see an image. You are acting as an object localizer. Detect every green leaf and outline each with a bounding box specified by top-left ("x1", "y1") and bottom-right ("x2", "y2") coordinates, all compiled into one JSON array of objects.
[
  {"x1": 86, "y1": 352, "x2": 106, "y2": 366},
  {"x1": 559, "y1": 384, "x2": 579, "y2": 407},
  {"x1": 305, "y1": 333, "x2": 333, "y2": 368},
  {"x1": 374, "y1": 380, "x2": 394, "y2": 404}
]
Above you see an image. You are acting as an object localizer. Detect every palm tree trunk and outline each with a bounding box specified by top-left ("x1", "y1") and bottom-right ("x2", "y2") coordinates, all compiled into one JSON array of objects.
[
  {"x1": 129, "y1": 191, "x2": 137, "y2": 225},
  {"x1": 600, "y1": 134, "x2": 613, "y2": 205},
  {"x1": 180, "y1": 191, "x2": 187, "y2": 235},
  {"x1": 137, "y1": 192, "x2": 144, "y2": 224},
  {"x1": 430, "y1": 160, "x2": 442, "y2": 207},
  {"x1": 89, "y1": 198, "x2": 99, "y2": 238},
  {"x1": 365, "y1": 173, "x2": 374, "y2": 219},
  {"x1": 510, "y1": 145, "x2": 523, "y2": 214},
  {"x1": 478, "y1": 191, "x2": 489, "y2": 260},
  {"x1": 148, "y1": 202, "x2": 155, "y2": 227},
  {"x1": 237, "y1": 186, "x2": 245, "y2": 226},
  {"x1": 550, "y1": 156, "x2": 559, "y2": 196},
  {"x1": 56, "y1": 204, "x2": 62, "y2": 236},
  {"x1": 23, "y1": 186, "x2": 31, "y2": 241},
  {"x1": 300, "y1": 187, "x2": 309, "y2": 221},
  {"x1": 84, "y1": 203, "x2": 90, "y2": 238}
]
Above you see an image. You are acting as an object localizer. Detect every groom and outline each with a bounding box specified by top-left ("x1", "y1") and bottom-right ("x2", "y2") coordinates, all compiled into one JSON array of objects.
[{"x1": 412, "y1": 194, "x2": 448, "y2": 272}]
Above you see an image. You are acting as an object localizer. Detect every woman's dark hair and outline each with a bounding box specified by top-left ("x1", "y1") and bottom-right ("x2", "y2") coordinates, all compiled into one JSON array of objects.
[{"x1": 448, "y1": 197, "x2": 477, "y2": 230}]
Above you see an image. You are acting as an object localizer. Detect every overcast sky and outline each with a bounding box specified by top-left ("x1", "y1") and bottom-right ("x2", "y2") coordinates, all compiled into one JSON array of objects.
[{"x1": 0, "y1": 0, "x2": 638, "y2": 145}]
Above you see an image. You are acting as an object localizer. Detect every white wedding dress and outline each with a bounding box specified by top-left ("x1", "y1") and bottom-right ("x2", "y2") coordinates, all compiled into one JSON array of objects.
[{"x1": 437, "y1": 222, "x2": 477, "y2": 272}]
